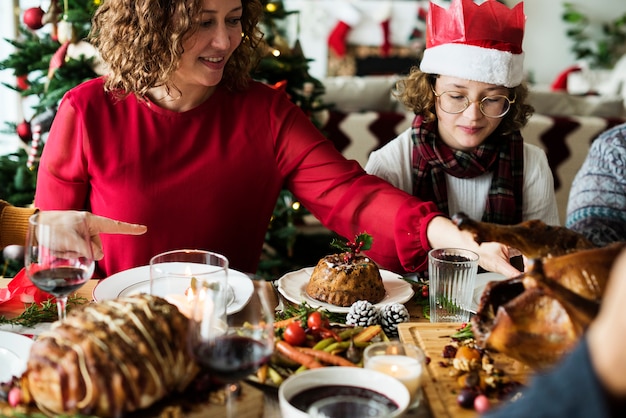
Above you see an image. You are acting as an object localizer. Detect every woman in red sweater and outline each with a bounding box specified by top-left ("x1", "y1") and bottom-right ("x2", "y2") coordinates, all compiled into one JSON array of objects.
[{"x1": 35, "y1": 0, "x2": 521, "y2": 279}]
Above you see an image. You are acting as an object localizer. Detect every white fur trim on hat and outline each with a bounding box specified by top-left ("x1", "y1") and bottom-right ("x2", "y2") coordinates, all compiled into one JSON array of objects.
[{"x1": 419, "y1": 43, "x2": 524, "y2": 87}]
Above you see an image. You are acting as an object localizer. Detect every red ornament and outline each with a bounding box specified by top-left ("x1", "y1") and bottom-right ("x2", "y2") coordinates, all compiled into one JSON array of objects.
[
  {"x1": 17, "y1": 120, "x2": 32, "y2": 143},
  {"x1": 16, "y1": 75, "x2": 29, "y2": 90},
  {"x1": 23, "y1": 7, "x2": 45, "y2": 30}
]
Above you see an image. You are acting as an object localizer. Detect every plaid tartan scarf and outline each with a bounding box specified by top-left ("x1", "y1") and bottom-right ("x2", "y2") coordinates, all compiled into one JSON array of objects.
[{"x1": 411, "y1": 116, "x2": 524, "y2": 224}]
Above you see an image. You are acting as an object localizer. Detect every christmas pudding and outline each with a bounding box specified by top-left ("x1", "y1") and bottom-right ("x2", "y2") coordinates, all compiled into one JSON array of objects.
[{"x1": 305, "y1": 233, "x2": 386, "y2": 307}]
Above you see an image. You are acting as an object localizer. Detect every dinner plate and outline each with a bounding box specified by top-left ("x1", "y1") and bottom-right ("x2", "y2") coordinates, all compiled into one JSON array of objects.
[
  {"x1": 92, "y1": 265, "x2": 254, "y2": 315},
  {"x1": 276, "y1": 267, "x2": 415, "y2": 313},
  {"x1": 470, "y1": 272, "x2": 507, "y2": 313},
  {"x1": 0, "y1": 331, "x2": 33, "y2": 382}
]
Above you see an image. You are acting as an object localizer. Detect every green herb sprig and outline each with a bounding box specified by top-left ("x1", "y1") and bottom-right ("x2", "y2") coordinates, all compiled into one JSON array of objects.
[
  {"x1": 451, "y1": 322, "x2": 474, "y2": 341},
  {"x1": 275, "y1": 300, "x2": 345, "y2": 324},
  {"x1": 0, "y1": 295, "x2": 88, "y2": 327}
]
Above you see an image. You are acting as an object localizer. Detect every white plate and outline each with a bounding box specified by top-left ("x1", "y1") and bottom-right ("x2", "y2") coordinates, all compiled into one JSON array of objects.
[
  {"x1": 92, "y1": 265, "x2": 254, "y2": 315},
  {"x1": 276, "y1": 267, "x2": 415, "y2": 313},
  {"x1": 0, "y1": 331, "x2": 33, "y2": 382},
  {"x1": 470, "y1": 272, "x2": 507, "y2": 313}
]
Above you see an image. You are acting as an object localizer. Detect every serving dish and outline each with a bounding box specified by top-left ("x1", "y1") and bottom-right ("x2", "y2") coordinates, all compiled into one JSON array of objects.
[
  {"x1": 278, "y1": 366, "x2": 410, "y2": 418},
  {"x1": 276, "y1": 267, "x2": 414, "y2": 313},
  {"x1": 0, "y1": 330, "x2": 33, "y2": 383},
  {"x1": 92, "y1": 265, "x2": 254, "y2": 315}
]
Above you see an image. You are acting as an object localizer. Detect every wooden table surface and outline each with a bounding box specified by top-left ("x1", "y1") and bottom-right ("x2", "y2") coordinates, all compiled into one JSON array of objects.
[{"x1": 0, "y1": 276, "x2": 433, "y2": 417}]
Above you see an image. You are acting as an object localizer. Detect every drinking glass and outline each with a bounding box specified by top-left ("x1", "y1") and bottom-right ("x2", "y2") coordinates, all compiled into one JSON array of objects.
[
  {"x1": 150, "y1": 249, "x2": 230, "y2": 317},
  {"x1": 307, "y1": 395, "x2": 392, "y2": 418},
  {"x1": 428, "y1": 248, "x2": 479, "y2": 323},
  {"x1": 24, "y1": 212, "x2": 95, "y2": 321},
  {"x1": 188, "y1": 273, "x2": 275, "y2": 418}
]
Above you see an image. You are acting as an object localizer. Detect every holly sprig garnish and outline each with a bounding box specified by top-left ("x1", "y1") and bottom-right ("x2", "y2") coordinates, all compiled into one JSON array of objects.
[{"x1": 331, "y1": 232, "x2": 373, "y2": 262}]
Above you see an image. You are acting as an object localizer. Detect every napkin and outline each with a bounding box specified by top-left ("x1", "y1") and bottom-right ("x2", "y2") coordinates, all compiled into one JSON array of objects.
[{"x1": 0, "y1": 267, "x2": 53, "y2": 309}]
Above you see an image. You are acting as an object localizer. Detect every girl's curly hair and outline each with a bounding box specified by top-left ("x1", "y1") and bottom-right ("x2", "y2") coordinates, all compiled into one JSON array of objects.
[
  {"x1": 89, "y1": 0, "x2": 264, "y2": 100},
  {"x1": 395, "y1": 67, "x2": 534, "y2": 135}
]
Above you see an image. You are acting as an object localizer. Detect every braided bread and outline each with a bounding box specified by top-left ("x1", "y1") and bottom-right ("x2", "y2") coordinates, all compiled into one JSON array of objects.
[{"x1": 20, "y1": 294, "x2": 198, "y2": 417}]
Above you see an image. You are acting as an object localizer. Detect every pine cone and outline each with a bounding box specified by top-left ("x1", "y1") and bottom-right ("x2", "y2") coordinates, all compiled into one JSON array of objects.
[
  {"x1": 346, "y1": 300, "x2": 379, "y2": 327},
  {"x1": 380, "y1": 303, "x2": 410, "y2": 338}
]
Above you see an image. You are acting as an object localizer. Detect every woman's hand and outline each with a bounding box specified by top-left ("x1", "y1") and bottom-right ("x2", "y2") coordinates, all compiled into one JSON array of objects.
[
  {"x1": 426, "y1": 215, "x2": 521, "y2": 278},
  {"x1": 37, "y1": 211, "x2": 147, "y2": 260},
  {"x1": 473, "y1": 241, "x2": 523, "y2": 278}
]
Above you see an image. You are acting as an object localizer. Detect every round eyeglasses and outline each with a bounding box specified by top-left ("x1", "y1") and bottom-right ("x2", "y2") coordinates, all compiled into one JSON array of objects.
[{"x1": 432, "y1": 89, "x2": 515, "y2": 118}]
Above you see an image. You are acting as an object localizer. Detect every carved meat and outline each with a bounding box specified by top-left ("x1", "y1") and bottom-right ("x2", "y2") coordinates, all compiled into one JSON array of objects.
[
  {"x1": 451, "y1": 212, "x2": 596, "y2": 258},
  {"x1": 19, "y1": 294, "x2": 198, "y2": 417},
  {"x1": 471, "y1": 243, "x2": 626, "y2": 370}
]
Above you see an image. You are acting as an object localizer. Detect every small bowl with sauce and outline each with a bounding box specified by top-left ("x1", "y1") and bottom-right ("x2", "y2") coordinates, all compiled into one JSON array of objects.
[{"x1": 278, "y1": 366, "x2": 411, "y2": 418}]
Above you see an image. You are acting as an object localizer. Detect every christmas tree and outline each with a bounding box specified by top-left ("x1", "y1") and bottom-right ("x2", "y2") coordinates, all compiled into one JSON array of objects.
[{"x1": 0, "y1": 0, "x2": 331, "y2": 278}]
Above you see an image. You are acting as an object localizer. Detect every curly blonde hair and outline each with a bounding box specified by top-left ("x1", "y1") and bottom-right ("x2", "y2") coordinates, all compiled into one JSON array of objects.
[
  {"x1": 89, "y1": 0, "x2": 264, "y2": 99},
  {"x1": 395, "y1": 67, "x2": 534, "y2": 135}
]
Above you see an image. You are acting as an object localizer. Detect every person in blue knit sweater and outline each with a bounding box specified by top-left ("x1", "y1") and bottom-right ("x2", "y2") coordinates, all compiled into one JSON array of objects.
[{"x1": 566, "y1": 122, "x2": 626, "y2": 246}]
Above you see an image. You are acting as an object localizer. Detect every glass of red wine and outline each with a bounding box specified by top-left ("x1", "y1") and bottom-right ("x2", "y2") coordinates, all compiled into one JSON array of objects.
[
  {"x1": 24, "y1": 212, "x2": 95, "y2": 321},
  {"x1": 188, "y1": 273, "x2": 275, "y2": 417}
]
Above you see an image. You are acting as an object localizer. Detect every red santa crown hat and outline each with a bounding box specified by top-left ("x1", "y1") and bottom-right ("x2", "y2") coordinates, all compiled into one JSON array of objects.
[{"x1": 419, "y1": 0, "x2": 526, "y2": 88}]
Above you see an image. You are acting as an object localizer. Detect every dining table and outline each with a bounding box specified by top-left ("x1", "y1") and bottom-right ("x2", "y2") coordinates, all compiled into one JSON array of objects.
[{"x1": 0, "y1": 275, "x2": 520, "y2": 418}]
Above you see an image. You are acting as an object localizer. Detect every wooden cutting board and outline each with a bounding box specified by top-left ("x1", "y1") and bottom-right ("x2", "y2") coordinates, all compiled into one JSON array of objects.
[
  {"x1": 398, "y1": 323, "x2": 531, "y2": 418},
  {"x1": 0, "y1": 382, "x2": 264, "y2": 417}
]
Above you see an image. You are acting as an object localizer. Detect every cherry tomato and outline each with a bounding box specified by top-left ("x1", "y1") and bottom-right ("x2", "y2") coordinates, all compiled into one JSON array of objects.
[
  {"x1": 307, "y1": 311, "x2": 329, "y2": 331},
  {"x1": 283, "y1": 321, "x2": 306, "y2": 346}
]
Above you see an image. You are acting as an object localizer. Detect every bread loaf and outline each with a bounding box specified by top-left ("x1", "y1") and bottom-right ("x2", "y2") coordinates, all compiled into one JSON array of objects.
[{"x1": 20, "y1": 294, "x2": 198, "y2": 417}]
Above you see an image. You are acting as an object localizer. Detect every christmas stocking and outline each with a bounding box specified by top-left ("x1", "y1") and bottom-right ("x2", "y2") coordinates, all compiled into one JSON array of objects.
[
  {"x1": 376, "y1": 1, "x2": 393, "y2": 58},
  {"x1": 380, "y1": 18, "x2": 391, "y2": 57},
  {"x1": 328, "y1": 2, "x2": 362, "y2": 58}
]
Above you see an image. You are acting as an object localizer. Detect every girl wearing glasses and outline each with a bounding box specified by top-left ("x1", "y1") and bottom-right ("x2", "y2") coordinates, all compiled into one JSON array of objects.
[{"x1": 365, "y1": 0, "x2": 559, "y2": 230}]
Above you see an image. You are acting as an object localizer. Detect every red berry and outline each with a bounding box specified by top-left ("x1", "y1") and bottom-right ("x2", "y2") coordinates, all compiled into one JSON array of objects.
[
  {"x1": 23, "y1": 7, "x2": 45, "y2": 30},
  {"x1": 457, "y1": 388, "x2": 478, "y2": 409},
  {"x1": 8, "y1": 387, "x2": 21, "y2": 407},
  {"x1": 474, "y1": 394, "x2": 490, "y2": 413}
]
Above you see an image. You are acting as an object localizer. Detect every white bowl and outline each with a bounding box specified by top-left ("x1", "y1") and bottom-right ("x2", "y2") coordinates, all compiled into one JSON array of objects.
[{"x1": 278, "y1": 367, "x2": 411, "y2": 418}]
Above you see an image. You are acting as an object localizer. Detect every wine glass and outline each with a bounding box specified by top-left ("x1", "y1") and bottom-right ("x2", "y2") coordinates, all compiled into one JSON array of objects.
[
  {"x1": 24, "y1": 212, "x2": 95, "y2": 321},
  {"x1": 188, "y1": 273, "x2": 275, "y2": 417}
]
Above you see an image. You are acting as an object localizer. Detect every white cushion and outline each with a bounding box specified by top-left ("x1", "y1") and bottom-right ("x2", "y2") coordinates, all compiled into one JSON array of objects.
[
  {"x1": 321, "y1": 75, "x2": 401, "y2": 112},
  {"x1": 529, "y1": 87, "x2": 624, "y2": 118}
]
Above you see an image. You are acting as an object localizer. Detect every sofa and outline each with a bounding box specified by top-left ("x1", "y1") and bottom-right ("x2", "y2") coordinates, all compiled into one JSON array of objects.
[{"x1": 316, "y1": 75, "x2": 626, "y2": 225}]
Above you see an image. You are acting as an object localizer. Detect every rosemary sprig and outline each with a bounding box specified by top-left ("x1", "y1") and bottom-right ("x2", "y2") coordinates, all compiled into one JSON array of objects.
[
  {"x1": 451, "y1": 322, "x2": 474, "y2": 341},
  {"x1": 0, "y1": 295, "x2": 88, "y2": 327},
  {"x1": 276, "y1": 301, "x2": 345, "y2": 324}
]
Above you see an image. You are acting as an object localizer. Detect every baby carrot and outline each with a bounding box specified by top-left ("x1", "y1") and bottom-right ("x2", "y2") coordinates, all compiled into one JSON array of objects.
[
  {"x1": 276, "y1": 341, "x2": 323, "y2": 369},
  {"x1": 273, "y1": 315, "x2": 300, "y2": 328},
  {"x1": 296, "y1": 347, "x2": 358, "y2": 367}
]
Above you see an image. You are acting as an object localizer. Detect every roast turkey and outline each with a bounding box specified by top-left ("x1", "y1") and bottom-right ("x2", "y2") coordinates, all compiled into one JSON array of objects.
[
  {"x1": 19, "y1": 294, "x2": 198, "y2": 417},
  {"x1": 451, "y1": 212, "x2": 625, "y2": 370}
]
